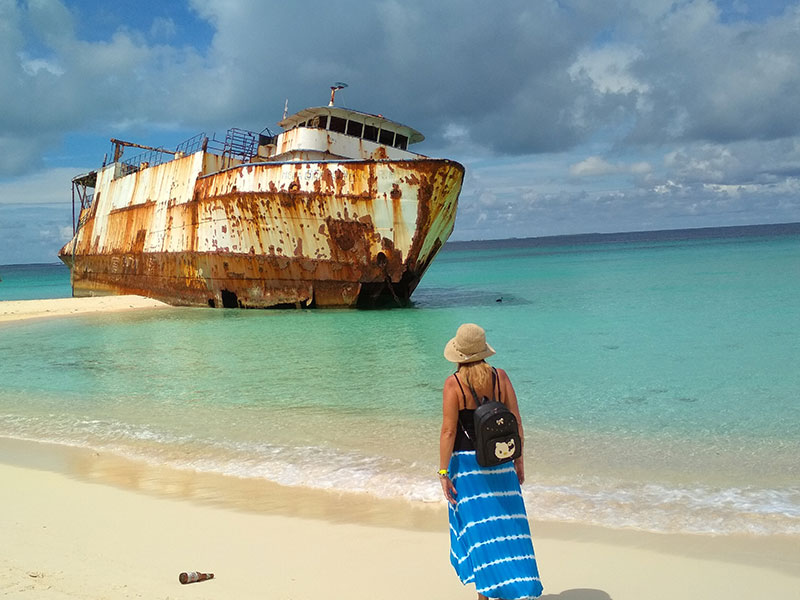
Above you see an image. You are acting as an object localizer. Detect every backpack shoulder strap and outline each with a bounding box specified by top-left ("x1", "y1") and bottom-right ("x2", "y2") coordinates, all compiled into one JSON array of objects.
[
  {"x1": 453, "y1": 373, "x2": 474, "y2": 441},
  {"x1": 491, "y1": 367, "x2": 502, "y2": 402}
]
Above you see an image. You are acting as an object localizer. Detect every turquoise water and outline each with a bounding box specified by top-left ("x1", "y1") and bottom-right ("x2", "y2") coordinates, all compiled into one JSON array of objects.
[
  {"x1": 0, "y1": 262, "x2": 71, "y2": 300},
  {"x1": 1, "y1": 224, "x2": 799, "y2": 536}
]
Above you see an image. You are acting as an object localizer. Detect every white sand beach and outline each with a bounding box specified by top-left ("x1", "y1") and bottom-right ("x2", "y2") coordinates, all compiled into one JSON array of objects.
[
  {"x1": 1, "y1": 437, "x2": 799, "y2": 600},
  {"x1": 0, "y1": 295, "x2": 169, "y2": 323}
]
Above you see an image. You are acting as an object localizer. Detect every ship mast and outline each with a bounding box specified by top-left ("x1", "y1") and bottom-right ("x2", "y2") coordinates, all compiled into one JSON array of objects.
[{"x1": 328, "y1": 82, "x2": 348, "y2": 106}]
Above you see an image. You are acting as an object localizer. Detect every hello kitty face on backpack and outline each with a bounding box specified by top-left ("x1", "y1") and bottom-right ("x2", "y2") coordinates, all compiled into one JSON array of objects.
[{"x1": 494, "y1": 439, "x2": 516, "y2": 459}]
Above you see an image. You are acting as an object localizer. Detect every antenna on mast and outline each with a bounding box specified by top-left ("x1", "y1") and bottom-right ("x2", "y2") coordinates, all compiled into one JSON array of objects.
[
  {"x1": 329, "y1": 82, "x2": 348, "y2": 106},
  {"x1": 283, "y1": 98, "x2": 288, "y2": 120}
]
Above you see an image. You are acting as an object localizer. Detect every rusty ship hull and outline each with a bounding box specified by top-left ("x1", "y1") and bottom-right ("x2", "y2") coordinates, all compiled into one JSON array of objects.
[{"x1": 59, "y1": 152, "x2": 463, "y2": 308}]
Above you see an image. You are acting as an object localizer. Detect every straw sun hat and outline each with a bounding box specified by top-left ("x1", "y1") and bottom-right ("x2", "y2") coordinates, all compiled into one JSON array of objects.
[{"x1": 444, "y1": 323, "x2": 496, "y2": 364}]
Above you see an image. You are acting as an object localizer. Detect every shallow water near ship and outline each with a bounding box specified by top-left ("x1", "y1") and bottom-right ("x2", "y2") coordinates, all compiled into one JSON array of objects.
[{"x1": 1, "y1": 223, "x2": 799, "y2": 536}]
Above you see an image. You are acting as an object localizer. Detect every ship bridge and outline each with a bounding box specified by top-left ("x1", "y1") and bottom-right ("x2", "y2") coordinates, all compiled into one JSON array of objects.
[{"x1": 263, "y1": 106, "x2": 426, "y2": 162}]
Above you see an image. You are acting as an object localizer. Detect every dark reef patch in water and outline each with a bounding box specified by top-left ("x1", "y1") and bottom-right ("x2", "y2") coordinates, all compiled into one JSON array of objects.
[{"x1": 411, "y1": 287, "x2": 531, "y2": 308}]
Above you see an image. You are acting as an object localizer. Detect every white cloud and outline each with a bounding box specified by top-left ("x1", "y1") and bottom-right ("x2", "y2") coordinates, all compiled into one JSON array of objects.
[
  {"x1": 626, "y1": 1, "x2": 800, "y2": 144},
  {"x1": 150, "y1": 17, "x2": 177, "y2": 40},
  {"x1": 450, "y1": 138, "x2": 800, "y2": 241},
  {"x1": 4, "y1": 0, "x2": 800, "y2": 168},
  {"x1": 663, "y1": 139, "x2": 800, "y2": 185},
  {"x1": 0, "y1": 1, "x2": 207, "y2": 175},
  {"x1": 0, "y1": 202, "x2": 72, "y2": 264},
  {"x1": 569, "y1": 44, "x2": 649, "y2": 95},
  {"x1": 0, "y1": 168, "x2": 77, "y2": 265},
  {"x1": 18, "y1": 53, "x2": 64, "y2": 76},
  {"x1": 571, "y1": 157, "x2": 617, "y2": 177},
  {"x1": 570, "y1": 156, "x2": 652, "y2": 177},
  {"x1": 0, "y1": 167, "x2": 88, "y2": 204},
  {"x1": 0, "y1": 136, "x2": 50, "y2": 174}
]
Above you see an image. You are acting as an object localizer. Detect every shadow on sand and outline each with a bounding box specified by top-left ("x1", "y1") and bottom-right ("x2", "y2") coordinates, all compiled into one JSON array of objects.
[{"x1": 541, "y1": 589, "x2": 612, "y2": 600}]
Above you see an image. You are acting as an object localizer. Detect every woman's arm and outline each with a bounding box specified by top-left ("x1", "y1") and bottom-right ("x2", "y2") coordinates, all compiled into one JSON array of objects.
[
  {"x1": 439, "y1": 375, "x2": 460, "y2": 504},
  {"x1": 497, "y1": 368, "x2": 526, "y2": 484}
]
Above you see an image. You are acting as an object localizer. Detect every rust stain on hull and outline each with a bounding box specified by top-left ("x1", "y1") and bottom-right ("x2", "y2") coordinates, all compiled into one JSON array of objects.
[{"x1": 59, "y1": 156, "x2": 463, "y2": 308}]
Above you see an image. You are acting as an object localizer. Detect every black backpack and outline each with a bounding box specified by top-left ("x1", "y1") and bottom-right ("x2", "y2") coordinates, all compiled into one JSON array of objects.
[{"x1": 455, "y1": 368, "x2": 522, "y2": 468}]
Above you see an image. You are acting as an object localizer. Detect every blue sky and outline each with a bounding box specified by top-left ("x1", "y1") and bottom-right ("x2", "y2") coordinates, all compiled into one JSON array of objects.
[{"x1": 1, "y1": 0, "x2": 799, "y2": 264}]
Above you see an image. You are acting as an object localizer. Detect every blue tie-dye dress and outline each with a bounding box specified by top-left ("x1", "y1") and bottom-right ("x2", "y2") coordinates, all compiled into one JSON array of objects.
[{"x1": 448, "y1": 450, "x2": 543, "y2": 599}]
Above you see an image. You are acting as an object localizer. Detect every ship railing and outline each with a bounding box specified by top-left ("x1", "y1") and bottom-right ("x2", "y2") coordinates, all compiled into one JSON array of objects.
[
  {"x1": 121, "y1": 147, "x2": 176, "y2": 172},
  {"x1": 77, "y1": 203, "x2": 93, "y2": 228},
  {"x1": 205, "y1": 127, "x2": 276, "y2": 168},
  {"x1": 114, "y1": 132, "x2": 208, "y2": 176},
  {"x1": 71, "y1": 172, "x2": 97, "y2": 235},
  {"x1": 176, "y1": 132, "x2": 207, "y2": 155},
  {"x1": 112, "y1": 126, "x2": 276, "y2": 177}
]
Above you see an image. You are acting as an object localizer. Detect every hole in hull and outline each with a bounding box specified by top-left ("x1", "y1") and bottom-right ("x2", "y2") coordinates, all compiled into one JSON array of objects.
[{"x1": 221, "y1": 289, "x2": 239, "y2": 308}]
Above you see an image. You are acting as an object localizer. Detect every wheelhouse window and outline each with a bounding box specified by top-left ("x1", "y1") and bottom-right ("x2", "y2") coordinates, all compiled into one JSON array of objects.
[
  {"x1": 297, "y1": 113, "x2": 412, "y2": 151},
  {"x1": 379, "y1": 128, "x2": 394, "y2": 146},
  {"x1": 309, "y1": 115, "x2": 327, "y2": 129},
  {"x1": 329, "y1": 116, "x2": 347, "y2": 133},
  {"x1": 346, "y1": 120, "x2": 363, "y2": 137},
  {"x1": 363, "y1": 124, "x2": 378, "y2": 142}
]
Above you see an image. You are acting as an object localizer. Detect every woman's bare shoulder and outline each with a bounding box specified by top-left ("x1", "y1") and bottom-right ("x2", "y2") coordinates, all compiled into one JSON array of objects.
[
  {"x1": 494, "y1": 367, "x2": 517, "y2": 395},
  {"x1": 443, "y1": 374, "x2": 459, "y2": 390},
  {"x1": 442, "y1": 374, "x2": 462, "y2": 410},
  {"x1": 494, "y1": 366, "x2": 511, "y2": 381}
]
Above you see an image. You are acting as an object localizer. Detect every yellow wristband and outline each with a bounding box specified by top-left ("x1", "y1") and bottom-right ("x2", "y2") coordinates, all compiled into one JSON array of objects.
[{"x1": 438, "y1": 469, "x2": 449, "y2": 478}]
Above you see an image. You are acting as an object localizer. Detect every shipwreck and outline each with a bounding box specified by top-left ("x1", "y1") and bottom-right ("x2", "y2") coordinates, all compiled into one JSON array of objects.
[{"x1": 59, "y1": 88, "x2": 463, "y2": 308}]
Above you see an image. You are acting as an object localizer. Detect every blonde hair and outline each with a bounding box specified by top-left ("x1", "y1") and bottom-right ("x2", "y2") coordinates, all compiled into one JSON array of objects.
[{"x1": 457, "y1": 360, "x2": 492, "y2": 392}]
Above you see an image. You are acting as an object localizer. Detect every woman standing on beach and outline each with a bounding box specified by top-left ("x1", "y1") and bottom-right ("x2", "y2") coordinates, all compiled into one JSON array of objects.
[{"x1": 439, "y1": 323, "x2": 543, "y2": 600}]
